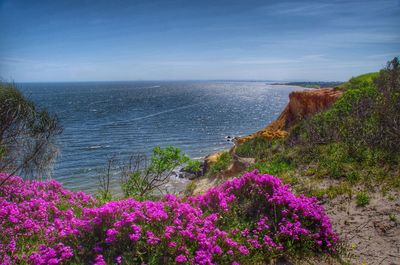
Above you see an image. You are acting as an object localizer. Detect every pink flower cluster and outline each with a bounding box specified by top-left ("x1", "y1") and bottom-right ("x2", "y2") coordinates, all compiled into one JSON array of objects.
[
  {"x1": 0, "y1": 171, "x2": 338, "y2": 264},
  {"x1": 0, "y1": 173, "x2": 95, "y2": 264}
]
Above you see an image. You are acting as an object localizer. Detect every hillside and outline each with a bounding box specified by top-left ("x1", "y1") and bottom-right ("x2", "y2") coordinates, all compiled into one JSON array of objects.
[{"x1": 196, "y1": 58, "x2": 400, "y2": 264}]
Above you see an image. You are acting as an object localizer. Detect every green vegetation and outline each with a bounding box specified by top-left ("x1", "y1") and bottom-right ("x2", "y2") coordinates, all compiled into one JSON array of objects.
[
  {"x1": 207, "y1": 151, "x2": 232, "y2": 176},
  {"x1": 1, "y1": 171, "x2": 339, "y2": 265},
  {"x1": 336, "y1": 72, "x2": 379, "y2": 90},
  {"x1": 236, "y1": 58, "x2": 400, "y2": 199},
  {"x1": 389, "y1": 213, "x2": 397, "y2": 222},
  {"x1": 184, "y1": 159, "x2": 202, "y2": 173},
  {"x1": 250, "y1": 158, "x2": 292, "y2": 176},
  {"x1": 95, "y1": 146, "x2": 199, "y2": 201},
  {"x1": 121, "y1": 146, "x2": 191, "y2": 200},
  {"x1": 236, "y1": 137, "x2": 284, "y2": 158},
  {"x1": 355, "y1": 192, "x2": 370, "y2": 207},
  {"x1": 0, "y1": 82, "x2": 62, "y2": 185}
]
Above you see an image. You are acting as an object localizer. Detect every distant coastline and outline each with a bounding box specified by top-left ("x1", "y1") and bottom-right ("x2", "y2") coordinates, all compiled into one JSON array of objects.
[{"x1": 271, "y1": 81, "x2": 343, "y2": 88}]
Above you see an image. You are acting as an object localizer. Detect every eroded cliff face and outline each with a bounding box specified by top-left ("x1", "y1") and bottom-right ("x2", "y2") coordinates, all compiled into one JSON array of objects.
[
  {"x1": 200, "y1": 88, "x2": 343, "y2": 182},
  {"x1": 237, "y1": 88, "x2": 343, "y2": 144}
]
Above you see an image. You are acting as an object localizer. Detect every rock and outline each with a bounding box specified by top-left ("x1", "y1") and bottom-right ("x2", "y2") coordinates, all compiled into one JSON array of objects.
[
  {"x1": 177, "y1": 172, "x2": 197, "y2": 179},
  {"x1": 225, "y1": 154, "x2": 255, "y2": 177},
  {"x1": 236, "y1": 88, "x2": 343, "y2": 144},
  {"x1": 185, "y1": 173, "x2": 198, "y2": 180},
  {"x1": 179, "y1": 164, "x2": 203, "y2": 180}
]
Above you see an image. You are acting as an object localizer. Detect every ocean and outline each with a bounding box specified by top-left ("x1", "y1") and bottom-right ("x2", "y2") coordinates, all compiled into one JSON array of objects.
[{"x1": 18, "y1": 81, "x2": 301, "y2": 193}]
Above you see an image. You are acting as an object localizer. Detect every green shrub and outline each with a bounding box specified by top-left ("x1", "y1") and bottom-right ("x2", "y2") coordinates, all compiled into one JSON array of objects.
[
  {"x1": 0, "y1": 82, "x2": 62, "y2": 184},
  {"x1": 184, "y1": 159, "x2": 202, "y2": 173},
  {"x1": 207, "y1": 152, "x2": 232, "y2": 176},
  {"x1": 374, "y1": 57, "x2": 400, "y2": 152},
  {"x1": 120, "y1": 146, "x2": 191, "y2": 200},
  {"x1": 317, "y1": 143, "x2": 352, "y2": 179},
  {"x1": 121, "y1": 171, "x2": 152, "y2": 200},
  {"x1": 355, "y1": 192, "x2": 370, "y2": 207},
  {"x1": 289, "y1": 58, "x2": 400, "y2": 166},
  {"x1": 149, "y1": 146, "x2": 190, "y2": 174},
  {"x1": 336, "y1": 72, "x2": 379, "y2": 90}
]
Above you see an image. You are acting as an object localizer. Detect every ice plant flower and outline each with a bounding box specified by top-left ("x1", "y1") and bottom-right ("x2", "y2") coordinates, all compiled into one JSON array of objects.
[{"x1": 0, "y1": 171, "x2": 338, "y2": 264}]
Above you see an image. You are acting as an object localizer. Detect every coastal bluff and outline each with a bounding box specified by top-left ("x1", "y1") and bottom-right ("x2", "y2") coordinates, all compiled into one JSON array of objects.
[
  {"x1": 201, "y1": 88, "x2": 343, "y2": 181},
  {"x1": 236, "y1": 88, "x2": 343, "y2": 144}
]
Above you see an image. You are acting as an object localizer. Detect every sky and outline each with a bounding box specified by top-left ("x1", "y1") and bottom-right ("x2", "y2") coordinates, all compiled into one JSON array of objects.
[{"x1": 0, "y1": 0, "x2": 399, "y2": 82}]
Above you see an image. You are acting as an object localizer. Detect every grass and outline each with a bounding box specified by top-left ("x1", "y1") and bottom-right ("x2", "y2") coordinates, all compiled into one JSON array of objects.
[
  {"x1": 336, "y1": 72, "x2": 379, "y2": 90},
  {"x1": 250, "y1": 159, "x2": 292, "y2": 176},
  {"x1": 307, "y1": 182, "x2": 353, "y2": 200},
  {"x1": 355, "y1": 192, "x2": 370, "y2": 207},
  {"x1": 236, "y1": 138, "x2": 399, "y2": 200},
  {"x1": 389, "y1": 213, "x2": 397, "y2": 222},
  {"x1": 235, "y1": 137, "x2": 283, "y2": 158}
]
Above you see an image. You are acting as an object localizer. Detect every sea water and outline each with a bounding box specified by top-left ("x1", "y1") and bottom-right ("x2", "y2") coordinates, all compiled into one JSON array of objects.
[{"x1": 19, "y1": 81, "x2": 301, "y2": 193}]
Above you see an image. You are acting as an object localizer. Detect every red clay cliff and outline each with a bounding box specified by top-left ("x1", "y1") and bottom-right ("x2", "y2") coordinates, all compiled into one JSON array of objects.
[{"x1": 237, "y1": 88, "x2": 343, "y2": 144}]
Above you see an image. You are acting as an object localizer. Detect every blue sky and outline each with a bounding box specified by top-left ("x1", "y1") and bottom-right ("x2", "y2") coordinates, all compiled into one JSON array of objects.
[{"x1": 0, "y1": 0, "x2": 399, "y2": 82}]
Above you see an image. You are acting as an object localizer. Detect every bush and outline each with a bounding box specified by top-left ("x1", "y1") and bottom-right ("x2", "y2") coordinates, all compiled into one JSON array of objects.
[
  {"x1": 289, "y1": 57, "x2": 400, "y2": 160},
  {"x1": 0, "y1": 171, "x2": 338, "y2": 264},
  {"x1": 207, "y1": 152, "x2": 232, "y2": 176},
  {"x1": 120, "y1": 146, "x2": 190, "y2": 200},
  {"x1": 374, "y1": 57, "x2": 400, "y2": 152},
  {"x1": 0, "y1": 173, "x2": 96, "y2": 265},
  {"x1": 184, "y1": 160, "x2": 202, "y2": 174},
  {"x1": 0, "y1": 82, "x2": 62, "y2": 184}
]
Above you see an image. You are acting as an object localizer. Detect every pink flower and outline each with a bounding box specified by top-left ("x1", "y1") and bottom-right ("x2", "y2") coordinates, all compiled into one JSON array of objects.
[
  {"x1": 105, "y1": 228, "x2": 118, "y2": 243},
  {"x1": 238, "y1": 246, "x2": 249, "y2": 255},
  {"x1": 0, "y1": 171, "x2": 338, "y2": 264},
  {"x1": 93, "y1": 254, "x2": 106, "y2": 265},
  {"x1": 175, "y1": 254, "x2": 187, "y2": 263}
]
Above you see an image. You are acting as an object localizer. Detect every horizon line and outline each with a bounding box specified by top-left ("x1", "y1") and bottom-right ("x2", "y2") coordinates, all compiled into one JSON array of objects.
[{"x1": 12, "y1": 79, "x2": 346, "y2": 84}]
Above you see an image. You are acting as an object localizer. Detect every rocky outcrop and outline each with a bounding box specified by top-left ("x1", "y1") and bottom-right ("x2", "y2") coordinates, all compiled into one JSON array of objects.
[
  {"x1": 224, "y1": 155, "x2": 255, "y2": 177},
  {"x1": 237, "y1": 88, "x2": 343, "y2": 144}
]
